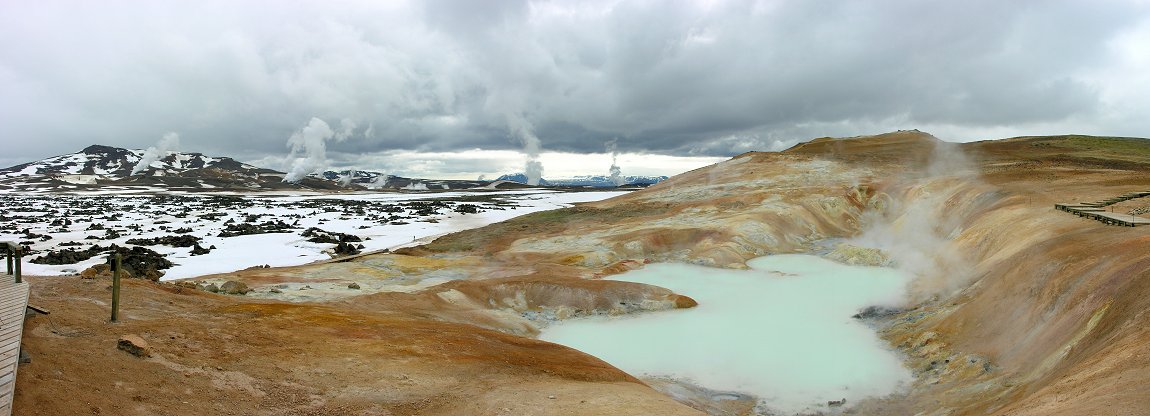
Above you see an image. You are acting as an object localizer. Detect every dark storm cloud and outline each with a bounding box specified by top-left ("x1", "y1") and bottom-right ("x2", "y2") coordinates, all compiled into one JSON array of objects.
[{"x1": 1, "y1": 0, "x2": 1147, "y2": 171}]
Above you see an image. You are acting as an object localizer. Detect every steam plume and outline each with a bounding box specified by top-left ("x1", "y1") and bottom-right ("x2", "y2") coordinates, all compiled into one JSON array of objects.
[
  {"x1": 364, "y1": 122, "x2": 375, "y2": 139},
  {"x1": 338, "y1": 172, "x2": 354, "y2": 187},
  {"x1": 336, "y1": 118, "x2": 358, "y2": 140},
  {"x1": 131, "y1": 132, "x2": 180, "y2": 175},
  {"x1": 850, "y1": 137, "x2": 982, "y2": 303},
  {"x1": 283, "y1": 118, "x2": 336, "y2": 183},
  {"x1": 505, "y1": 114, "x2": 544, "y2": 185},
  {"x1": 367, "y1": 173, "x2": 390, "y2": 189},
  {"x1": 606, "y1": 138, "x2": 624, "y2": 186}
]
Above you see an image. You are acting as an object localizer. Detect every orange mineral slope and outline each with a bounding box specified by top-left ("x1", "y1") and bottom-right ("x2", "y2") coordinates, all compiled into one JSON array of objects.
[{"x1": 16, "y1": 131, "x2": 1150, "y2": 415}]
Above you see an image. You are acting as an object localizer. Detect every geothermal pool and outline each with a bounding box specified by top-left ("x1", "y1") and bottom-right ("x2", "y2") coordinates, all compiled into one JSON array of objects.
[{"x1": 539, "y1": 255, "x2": 913, "y2": 414}]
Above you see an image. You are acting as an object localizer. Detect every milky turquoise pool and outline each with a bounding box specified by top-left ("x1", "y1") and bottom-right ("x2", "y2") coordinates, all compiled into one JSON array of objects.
[{"x1": 538, "y1": 254, "x2": 913, "y2": 414}]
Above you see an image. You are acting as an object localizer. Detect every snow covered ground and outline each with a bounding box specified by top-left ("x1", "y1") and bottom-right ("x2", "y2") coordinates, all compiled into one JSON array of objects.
[{"x1": 0, "y1": 190, "x2": 626, "y2": 280}]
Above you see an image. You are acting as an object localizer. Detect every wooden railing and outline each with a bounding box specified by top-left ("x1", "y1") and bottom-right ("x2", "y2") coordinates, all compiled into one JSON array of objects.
[{"x1": 1, "y1": 243, "x2": 20, "y2": 284}]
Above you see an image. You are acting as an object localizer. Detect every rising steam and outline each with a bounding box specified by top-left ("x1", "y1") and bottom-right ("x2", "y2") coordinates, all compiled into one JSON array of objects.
[
  {"x1": 131, "y1": 132, "x2": 180, "y2": 175},
  {"x1": 606, "y1": 138, "x2": 624, "y2": 186},
  {"x1": 283, "y1": 118, "x2": 337, "y2": 183},
  {"x1": 364, "y1": 173, "x2": 390, "y2": 189},
  {"x1": 336, "y1": 118, "x2": 358, "y2": 141},
  {"x1": 505, "y1": 114, "x2": 544, "y2": 185},
  {"x1": 850, "y1": 138, "x2": 982, "y2": 303},
  {"x1": 337, "y1": 172, "x2": 354, "y2": 187},
  {"x1": 364, "y1": 122, "x2": 375, "y2": 139}
]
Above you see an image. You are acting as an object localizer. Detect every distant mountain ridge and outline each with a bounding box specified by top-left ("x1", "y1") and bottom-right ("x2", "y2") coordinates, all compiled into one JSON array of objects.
[
  {"x1": 317, "y1": 170, "x2": 505, "y2": 190},
  {"x1": 0, "y1": 144, "x2": 661, "y2": 192},
  {"x1": 494, "y1": 173, "x2": 552, "y2": 187},
  {"x1": 0, "y1": 145, "x2": 536, "y2": 192},
  {"x1": 495, "y1": 173, "x2": 667, "y2": 187}
]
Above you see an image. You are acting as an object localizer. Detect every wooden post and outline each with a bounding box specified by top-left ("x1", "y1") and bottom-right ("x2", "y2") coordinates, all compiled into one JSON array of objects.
[
  {"x1": 12, "y1": 246, "x2": 20, "y2": 284},
  {"x1": 111, "y1": 253, "x2": 122, "y2": 322},
  {"x1": 4, "y1": 247, "x2": 10, "y2": 275}
]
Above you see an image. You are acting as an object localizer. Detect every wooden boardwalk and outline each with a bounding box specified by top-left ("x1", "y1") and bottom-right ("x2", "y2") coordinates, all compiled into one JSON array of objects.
[
  {"x1": 0, "y1": 242, "x2": 28, "y2": 416},
  {"x1": 0, "y1": 279, "x2": 28, "y2": 416},
  {"x1": 1077, "y1": 190, "x2": 1150, "y2": 208},
  {"x1": 1056, "y1": 190, "x2": 1150, "y2": 227}
]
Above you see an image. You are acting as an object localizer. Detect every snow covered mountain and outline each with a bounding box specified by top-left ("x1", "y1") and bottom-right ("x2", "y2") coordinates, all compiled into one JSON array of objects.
[
  {"x1": 318, "y1": 170, "x2": 522, "y2": 190},
  {"x1": 493, "y1": 173, "x2": 552, "y2": 187},
  {"x1": 547, "y1": 175, "x2": 668, "y2": 187},
  {"x1": 495, "y1": 173, "x2": 667, "y2": 187},
  {"x1": 0, "y1": 145, "x2": 338, "y2": 192},
  {"x1": 0, "y1": 145, "x2": 270, "y2": 177}
]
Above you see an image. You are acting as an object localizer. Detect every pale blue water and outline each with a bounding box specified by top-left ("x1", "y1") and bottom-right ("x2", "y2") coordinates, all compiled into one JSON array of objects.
[{"x1": 539, "y1": 254, "x2": 912, "y2": 414}]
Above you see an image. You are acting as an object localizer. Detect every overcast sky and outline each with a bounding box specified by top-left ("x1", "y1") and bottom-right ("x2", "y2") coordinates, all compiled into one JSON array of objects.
[{"x1": 2, "y1": 0, "x2": 1148, "y2": 179}]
